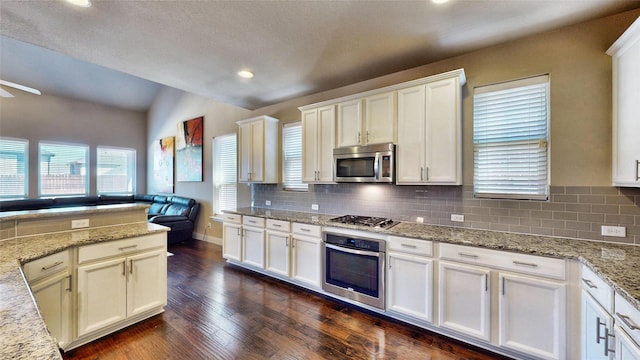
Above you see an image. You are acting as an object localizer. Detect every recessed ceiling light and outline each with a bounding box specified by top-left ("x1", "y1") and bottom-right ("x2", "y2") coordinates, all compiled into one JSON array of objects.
[
  {"x1": 237, "y1": 70, "x2": 254, "y2": 79},
  {"x1": 65, "y1": 0, "x2": 92, "y2": 8},
  {"x1": 432, "y1": 0, "x2": 449, "y2": 4}
]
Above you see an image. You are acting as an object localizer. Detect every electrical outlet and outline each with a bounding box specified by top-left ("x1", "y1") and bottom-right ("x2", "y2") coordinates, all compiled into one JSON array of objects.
[
  {"x1": 265, "y1": 200, "x2": 271, "y2": 206},
  {"x1": 71, "y1": 219, "x2": 89, "y2": 229},
  {"x1": 451, "y1": 214, "x2": 465, "y2": 222},
  {"x1": 311, "y1": 204, "x2": 319, "y2": 211},
  {"x1": 416, "y1": 217, "x2": 424, "y2": 223},
  {"x1": 601, "y1": 225, "x2": 626, "y2": 237},
  {"x1": 207, "y1": 222, "x2": 212, "y2": 228}
]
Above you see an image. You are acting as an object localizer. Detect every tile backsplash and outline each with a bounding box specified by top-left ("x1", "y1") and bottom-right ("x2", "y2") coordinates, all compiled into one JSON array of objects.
[{"x1": 252, "y1": 184, "x2": 640, "y2": 245}]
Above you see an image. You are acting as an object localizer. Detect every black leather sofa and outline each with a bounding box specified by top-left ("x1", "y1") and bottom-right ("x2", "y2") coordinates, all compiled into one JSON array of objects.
[{"x1": 0, "y1": 194, "x2": 200, "y2": 245}]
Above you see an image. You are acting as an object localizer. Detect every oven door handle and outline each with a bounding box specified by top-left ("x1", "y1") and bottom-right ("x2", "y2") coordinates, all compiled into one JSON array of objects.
[{"x1": 325, "y1": 243, "x2": 382, "y2": 258}]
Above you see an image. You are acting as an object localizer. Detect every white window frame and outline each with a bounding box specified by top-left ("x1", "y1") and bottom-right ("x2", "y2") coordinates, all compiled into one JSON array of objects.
[
  {"x1": 38, "y1": 141, "x2": 90, "y2": 198},
  {"x1": 97, "y1": 146, "x2": 136, "y2": 195},
  {"x1": 282, "y1": 122, "x2": 308, "y2": 191},
  {"x1": 0, "y1": 137, "x2": 29, "y2": 200},
  {"x1": 473, "y1": 74, "x2": 550, "y2": 200},
  {"x1": 212, "y1": 133, "x2": 237, "y2": 215}
]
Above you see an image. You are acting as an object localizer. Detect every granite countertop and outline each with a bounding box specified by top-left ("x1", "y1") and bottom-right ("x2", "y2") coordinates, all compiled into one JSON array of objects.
[
  {"x1": 226, "y1": 207, "x2": 640, "y2": 311},
  {"x1": 0, "y1": 203, "x2": 150, "y2": 222},
  {"x1": 0, "y1": 222, "x2": 168, "y2": 360}
]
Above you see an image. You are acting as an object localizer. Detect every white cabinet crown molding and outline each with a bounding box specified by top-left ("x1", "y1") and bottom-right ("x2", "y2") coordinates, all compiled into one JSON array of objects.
[{"x1": 298, "y1": 68, "x2": 466, "y2": 111}]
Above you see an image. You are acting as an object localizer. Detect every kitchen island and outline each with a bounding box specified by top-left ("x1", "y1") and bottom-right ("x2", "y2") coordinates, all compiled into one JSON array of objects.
[{"x1": 0, "y1": 204, "x2": 168, "y2": 360}]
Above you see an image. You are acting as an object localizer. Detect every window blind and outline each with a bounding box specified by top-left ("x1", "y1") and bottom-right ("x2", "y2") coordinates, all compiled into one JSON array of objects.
[
  {"x1": 0, "y1": 137, "x2": 28, "y2": 200},
  {"x1": 473, "y1": 75, "x2": 549, "y2": 200},
  {"x1": 282, "y1": 122, "x2": 308, "y2": 191},
  {"x1": 97, "y1": 147, "x2": 136, "y2": 195},
  {"x1": 39, "y1": 142, "x2": 89, "y2": 197},
  {"x1": 213, "y1": 134, "x2": 237, "y2": 214}
]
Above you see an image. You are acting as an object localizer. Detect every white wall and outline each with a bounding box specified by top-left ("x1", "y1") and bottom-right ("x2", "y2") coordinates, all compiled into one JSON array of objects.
[{"x1": 147, "y1": 86, "x2": 252, "y2": 243}]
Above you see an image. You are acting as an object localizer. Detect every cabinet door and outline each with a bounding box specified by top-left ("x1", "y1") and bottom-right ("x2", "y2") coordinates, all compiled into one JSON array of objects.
[
  {"x1": 30, "y1": 271, "x2": 72, "y2": 347},
  {"x1": 242, "y1": 226, "x2": 265, "y2": 268},
  {"x1": 249, "y1": 120, "x2": 265, "y2": 182},
  {"x1": 291, "y1": 235, "x2": 322, "y2": 288},
  {"x1": 265, "y1": 230, "x2": 290, "y2": 277},
  {"x1": 222, "y1": 222, "x2": 242, "y2": 262},
  {"x1": 365, "y1": 92, "x2": 396, "y2": 144},
  {"x1": 238, "y1": 122, "x2": 253, "y2": 182},
  {"x1": 425, "y1": 77, "x2": 461, "y2": 184},
  {"x1": 301, "y1": 109, "x2": 319, "y2": 183},
  {"x1": 387, "y1": 251, "x2": 433, "y2": 323},
  {"x1": 438, "y1": 261, "x2": 491, "y2": 341},
  {"x1": 615, "y1": 326, "x2": 640, "y2": 360},
  {"x1": 77, "y1": 257, "x2": 127, "y2": 337},
  {"x1": 582, "y1": 291, "x2": 615, "y2": 360},
  {"x1": 317, "y1": 105, "x2": 336, "y2": 182},
  {"x1": 127, "y1": 249, "x2": 167, "y2": 317},
  {"x1": 499, "y1": 273, "x2": 565, "y2": 360},
  {"x1": 397, "y1": 85, "x2": 426, "y2": 184},
  {"x1": 336, "y1": 99, "x2": 362, "y2": 147}
]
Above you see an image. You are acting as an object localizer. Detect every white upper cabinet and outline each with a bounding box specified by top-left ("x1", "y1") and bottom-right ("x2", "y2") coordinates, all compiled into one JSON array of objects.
[
  {"x1": 336, "y1": 99, "x2": 363, "y2": 147},
  {"x1": 365, "y1": 91, "x2": 397, "y2": 145},
  {"x1": 608, "y1": 16, "x2": 640, "y2": 187},
  {"x1": 237, "y1": 116, "x2": 279, "y2": 183},
  {"x1": 397, "y1": 72, "x2": 464, "y2": 185},
  {"x1": 302, "y1": 106, "x2": 335, "y2": 183}
]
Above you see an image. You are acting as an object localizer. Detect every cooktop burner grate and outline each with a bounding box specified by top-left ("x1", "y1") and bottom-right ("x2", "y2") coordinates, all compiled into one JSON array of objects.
[{"x1": 329, "y1": 215, "x2": 397, "y2": 229}]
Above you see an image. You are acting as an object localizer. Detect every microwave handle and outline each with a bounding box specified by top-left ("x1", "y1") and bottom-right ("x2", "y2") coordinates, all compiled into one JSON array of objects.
[{"x1": 374, "y1": 152, "x2": 380, "y2": 181}]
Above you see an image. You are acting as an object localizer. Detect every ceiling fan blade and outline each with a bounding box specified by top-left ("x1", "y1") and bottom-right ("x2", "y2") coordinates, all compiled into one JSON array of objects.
[
  {"x1": 0, "y1": 87, "x2": 15, "y2": 98},
  {"x1": 0, "y1": 79, "x2": 41, "y2": 95}
]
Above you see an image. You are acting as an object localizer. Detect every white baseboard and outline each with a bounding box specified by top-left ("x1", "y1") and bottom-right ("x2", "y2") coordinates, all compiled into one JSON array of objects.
[{"x1": 193, "y1": 231, "x2": 222, "y2": 246}]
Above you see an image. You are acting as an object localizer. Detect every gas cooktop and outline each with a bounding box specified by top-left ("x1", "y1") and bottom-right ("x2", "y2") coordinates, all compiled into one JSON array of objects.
[{"x1": 329, "y1": 215, "x2": 397, "y2": 229}]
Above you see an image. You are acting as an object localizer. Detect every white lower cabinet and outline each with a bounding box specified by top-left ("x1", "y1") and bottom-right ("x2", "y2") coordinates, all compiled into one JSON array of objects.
[
  {"x1": 75, "y1": 234, "x2": 167, "y2": 348},
  {"x1": 242, "y1": 217, "x2": 266, "y2": 268},
  {"x1": 615, "y1": 326, "x2": 640, "y2": 360},
  {"x1": 291, "y1": 223, "x2": 322, "y2": 289},
  {"x1": 438, "y1": 242, "x2": 567, "y2": 360},
  {"x1": 582, "y1": 291, "x2": 615, "y2": 359},
  {"x1": 499, "y1": 273, "x2": 566, "y2": 360},
  {"x1": 25, "y1": 251, "x2": 73, "y2": 349},
  {"x1": 386, "y1": 236, "x2": 434, "y2": 323},
  {"x1": 438, "y1": 261, "x2": 491, "y2": 341},
  {"x1": 222, "y1": 220, "x2": 242, "y2": 262},
  {"x1": 265, "y1": 219, "x2": 291, "y2": 277}
]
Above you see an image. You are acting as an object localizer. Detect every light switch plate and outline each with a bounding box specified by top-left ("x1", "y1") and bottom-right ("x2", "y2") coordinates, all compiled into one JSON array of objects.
[
  {"x1": 265, "y1": 200, "x2": 271, "y2": 206},
  {"x1": 451, "y1": 214, "x2": 465, "y2": 222},
  {"x1": 601, "y1": 225, "x2": 626, "y2": 237},
  {"x1": 72, "y1": 219, "x2": 90, "y2": 229},
  {"x1": 311, "y1": 204, "x2": 319, "y2": 211}
]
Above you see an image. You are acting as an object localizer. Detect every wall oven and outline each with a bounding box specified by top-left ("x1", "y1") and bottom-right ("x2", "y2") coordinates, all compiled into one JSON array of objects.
[
  {"x1": 333, "y1": 142, "x2": 395, "y2": 183},
  {"x1": 322, "y1": 231, "x2": 386, "y2": 309}
]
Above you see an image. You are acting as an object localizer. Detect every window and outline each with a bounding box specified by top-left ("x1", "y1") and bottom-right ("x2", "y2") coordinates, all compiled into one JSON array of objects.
[
  {"x1": 0, "y1": 137, "x2": 28, "y2": 200},
  {"x1": 473, "y1": 75, "x2": 549, "y2": 200},
  {"x1": 97, "y1": 147, "x2": 136, "y2": 195},
  {"x1": 213, "y1": 134, "x2": 237, "y2": 214},
  {"x1": 282, "y1": 122, "x2": 308, "y2": 191},
  {"x1": 39, "y1": 142, "x2": 89, "y2": 197}
]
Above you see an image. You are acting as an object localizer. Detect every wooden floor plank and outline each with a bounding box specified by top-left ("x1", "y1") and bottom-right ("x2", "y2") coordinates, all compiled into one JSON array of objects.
[{"x1": 62, "y1": 240, "x2": 511, "y2": 360}]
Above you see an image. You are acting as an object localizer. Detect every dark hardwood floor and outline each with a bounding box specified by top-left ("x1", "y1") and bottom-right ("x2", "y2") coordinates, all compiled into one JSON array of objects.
[{"x1": 62, "y1": 240, "x2": 511, "y2": 360}]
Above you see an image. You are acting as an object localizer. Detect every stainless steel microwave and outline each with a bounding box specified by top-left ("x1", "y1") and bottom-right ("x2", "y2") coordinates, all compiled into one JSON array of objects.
[{"x1": 333, "y1": 143, "x2": 395, "y2": 183}]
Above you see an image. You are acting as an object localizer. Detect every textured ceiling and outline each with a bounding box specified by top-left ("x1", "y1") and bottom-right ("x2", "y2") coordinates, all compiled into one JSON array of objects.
[{"x1": 1, "y1": 0, "x2": 639, "y2": 111}]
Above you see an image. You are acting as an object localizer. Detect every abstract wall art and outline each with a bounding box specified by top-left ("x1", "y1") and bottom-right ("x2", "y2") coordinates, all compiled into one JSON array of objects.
[
  {"x1": 153, "y1": 136, "x2": 175, "y2": 193},
  {"x1": 176, "y1": 116, "x2": 204, "y2": 182}
]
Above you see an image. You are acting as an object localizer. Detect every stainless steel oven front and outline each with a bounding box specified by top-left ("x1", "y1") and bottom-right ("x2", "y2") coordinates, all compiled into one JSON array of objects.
[{"x1": 322, "y1": 231, "x2": 386, "y2": 309}]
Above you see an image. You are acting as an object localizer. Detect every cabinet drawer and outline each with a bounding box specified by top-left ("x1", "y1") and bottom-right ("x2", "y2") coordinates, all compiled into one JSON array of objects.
[
  {"x1": 23, "y1": 250, "x2": 70, "y2": 283},
  {"x1": 388, "y1": 236, "x2": 433, "y2": 257},
  {"x1": 78, "y1": 234, "x2": 165, "y2": 264},
  {"x1": 223, "y1": 213, "x2": 242, "y2": 224},
  {"x1": 267, "y1": 219, "x2": 290, "y2": 232},
  {"x1": 292, "y1": 222, "x2": 321, "y2": 237},
  {"x1": 581, "y1": 264, "x2": 613, "y2": 312},
  {"x1": 439, "y1": 243, "x2": 565, "y2": 280},
  {"x1": 615, "y1": 292, "x2": 640, "y2": 346},
  {"x1": 243, "y1": 216, "x2": 265, "y2": 228}
]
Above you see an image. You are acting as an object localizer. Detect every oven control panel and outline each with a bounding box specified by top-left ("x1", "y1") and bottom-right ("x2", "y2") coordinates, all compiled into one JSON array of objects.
[{"x1": 325, "y1": 233, "x2": 383, "y2": 252}]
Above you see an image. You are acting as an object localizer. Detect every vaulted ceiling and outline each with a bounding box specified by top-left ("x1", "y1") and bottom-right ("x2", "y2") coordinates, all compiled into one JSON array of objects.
[{"x1": 1, "y1": 0, "x2": 639, "y2": 111}]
